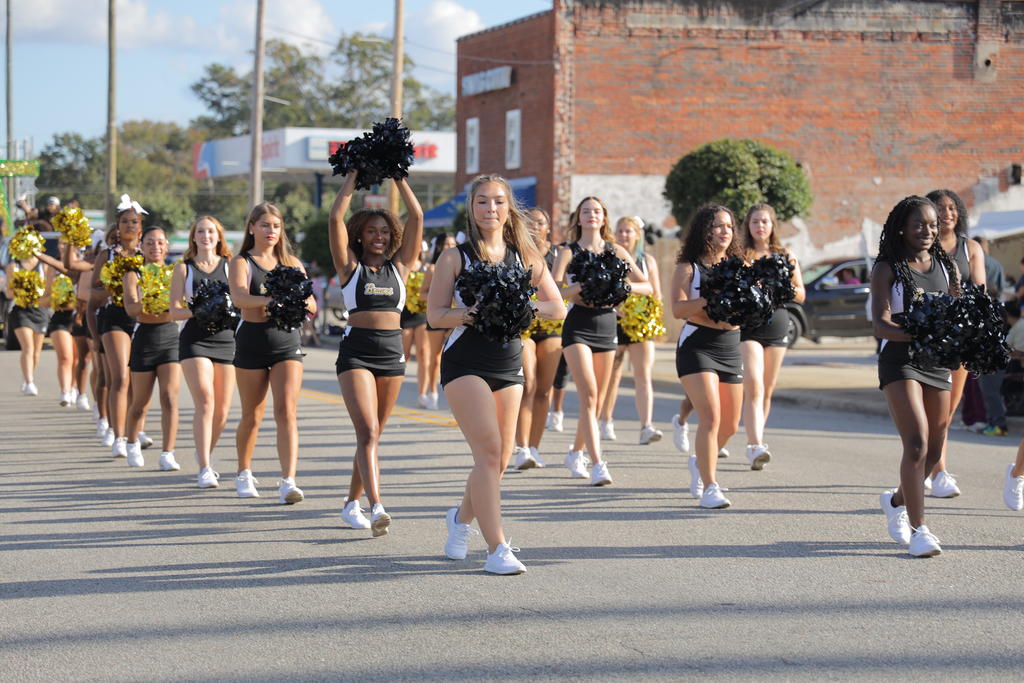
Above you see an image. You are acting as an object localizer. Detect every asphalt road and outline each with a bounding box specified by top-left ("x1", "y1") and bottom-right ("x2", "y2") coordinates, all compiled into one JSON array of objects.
[{"x1": 1, "y1": 341, "x2": 1022, "y2": 681}]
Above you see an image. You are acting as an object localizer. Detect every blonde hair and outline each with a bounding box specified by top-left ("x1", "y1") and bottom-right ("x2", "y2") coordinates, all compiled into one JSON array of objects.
[
  {"x1": 567, "y1": 196, "x2": 613, "y2": 243},
  {"x1": 184, "y1": 215, "x2": 232, "y2": 261},
  {"x1": 238, "y1": 202, "x2": 298, "y2": 264},
  {"x1": 464, "y1": 175, "x2": 539, "y2": 266}
]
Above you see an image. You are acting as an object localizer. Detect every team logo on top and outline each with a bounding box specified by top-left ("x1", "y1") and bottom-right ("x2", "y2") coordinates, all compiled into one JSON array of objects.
[{"x1": 364, "y1": 283, "x2": 394, "y2": 297}]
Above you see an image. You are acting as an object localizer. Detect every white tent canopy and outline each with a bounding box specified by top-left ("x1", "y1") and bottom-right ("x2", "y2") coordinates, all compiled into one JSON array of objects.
[{"x1": 970, "y1": 209, "x2": 1024, "y2": 240}]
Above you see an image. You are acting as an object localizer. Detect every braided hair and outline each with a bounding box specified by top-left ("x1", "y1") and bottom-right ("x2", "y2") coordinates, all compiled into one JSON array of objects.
[{"x1": 876, "y1": 196, "x2": 961, "y2": 305}]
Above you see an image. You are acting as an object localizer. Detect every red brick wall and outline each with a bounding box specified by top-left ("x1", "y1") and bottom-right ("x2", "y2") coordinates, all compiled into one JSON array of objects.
[
  {"x1": 456, "y1": 12, "x2": 557, "y2": 217},
  {"x1": 568, "y1": 0, "x2": 1024, "y2": 244}
]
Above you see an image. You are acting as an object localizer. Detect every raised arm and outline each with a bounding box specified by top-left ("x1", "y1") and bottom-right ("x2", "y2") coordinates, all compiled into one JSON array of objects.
[
  {"x1": 169, "y1": 261, "x2": 191, "y2": 321},
  {"x1": 394, "y1": 178, "x2": 424, "y2": 274},
  {"x1": 64, "y1": 244, "x2": 95, "y2": 272},
  {"x1": 36, "y1": 252, "x2": 66, "y2": 274},
  {"x1": 328, "y1": 173, "x2": 359, "y2": 281}
]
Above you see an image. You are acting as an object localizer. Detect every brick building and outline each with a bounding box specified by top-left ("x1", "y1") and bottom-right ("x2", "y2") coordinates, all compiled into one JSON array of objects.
[{"x1": 455, "y1": 0, "x2": 1024, "y2": 261}]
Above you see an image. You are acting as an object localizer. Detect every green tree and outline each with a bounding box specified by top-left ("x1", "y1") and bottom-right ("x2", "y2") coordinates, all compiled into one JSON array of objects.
[
  {"x1": 36, "y1": 133, "x2": 106, "y2": 207},
  {"x1": 298, "y1": 208, "x2": 334, "y2": 278},
  {"x1": 663, "y1": 139, "x2": 813, "y2": 228}
]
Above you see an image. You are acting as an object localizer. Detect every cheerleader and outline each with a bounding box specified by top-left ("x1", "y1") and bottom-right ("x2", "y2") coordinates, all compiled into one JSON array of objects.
[
  {"x1": 69, "y1": 273, "x2": 93, "y2": 411},
  {"x1": 121, "y1": 226, "x2": 180, "y2": 470},
  {"x1": 169, "y1": 216, "x2": 236, "y2": 488},
  {"x1": 64, "y1": 237, "x2": 111, "y2": 437},
  {"x1": 511, "y1": 207, "x2": 562, "y2": 469},
  {"x1": 598, "y1": 216, "x2": 664, "y2": 445},
  {"x1": 872, "y1": 195, "x2": 958, "y2": 557},
  {"x1": 551, "y1": 197, "x2": 651, "y2": 486},
  {"x1": 669, "y1": 205, "x2": 744, "y2": 509},
  {"x1": 429, "y1": 174, "x2": 565, "y2": 574},
  {"x1": 228, "y1": 202, "x2": 317, "y2": 504},
  {"x1": 738, "y1": 204, "x2": 805, "y2": 469},
  {"x1": 42, "y1": 241, "x2": 79, "y2": 406},
  {"x1": 419, "y1": 232, "x2": 457, "y2": 409},
  {"x1": 5, "y1": 244, "x2": 53, "y2": 396},
  {"x1": 89, "y1": 196, "x2": 145, "y2": 458},
  {"x1": 400, "y1": 248, "x2": 429, "y2": 404},
  {"x1": 329, "y1": 173, "x2": 423, "y2": 535},
  {"x1": 925, "y1": 189, "x2": 984, "y2": 498}
]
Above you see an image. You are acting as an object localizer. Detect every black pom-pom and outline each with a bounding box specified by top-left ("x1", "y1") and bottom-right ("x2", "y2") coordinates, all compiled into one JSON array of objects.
[
  {"x1": 455, "y1": 261, "x2": 536, "y2": 343},
  {"x1": 893, "y1": 291, "x2": 962, "y2": 370},
  {"x1": 699, "y1": 257, "x2": 773, "y2": 327},
  {"x1": 566, "y1": 248, "x2": 631, "y2": 308},
  {"x1": 263, "y1": 266, "x2": 312, "y2": 332},
  {"x1": 643, "y1": 223, "x2": 663, "y2": 247},
  {"x1": 327, "y1": 118, "x2": 415, "y2": 190},
  {"x1": 750, "y1": 253, "x2": 796, "y2": 306},
  {"x1": 189, "y1": 280, "x2": 240, "y2": 334},
  {"x1": 957, "y1": 282, "x2": 1010, "y2": 374}
]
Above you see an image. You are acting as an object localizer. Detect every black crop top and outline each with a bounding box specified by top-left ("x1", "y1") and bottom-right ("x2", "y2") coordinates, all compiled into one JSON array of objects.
[{"x1": 340, "y1": 260, "x2": 406, "y2": 314}]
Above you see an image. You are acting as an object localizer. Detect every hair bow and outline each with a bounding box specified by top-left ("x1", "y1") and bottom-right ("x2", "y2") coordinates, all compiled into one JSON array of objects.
[{"x1": 116, "y1": 194, "x2": 149, "y2": 215}]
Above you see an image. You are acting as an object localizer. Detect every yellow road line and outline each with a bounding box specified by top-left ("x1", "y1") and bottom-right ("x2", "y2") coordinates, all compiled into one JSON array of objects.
[{"x1": 299, "y1": 387, "x2": 458, "y2": 428}]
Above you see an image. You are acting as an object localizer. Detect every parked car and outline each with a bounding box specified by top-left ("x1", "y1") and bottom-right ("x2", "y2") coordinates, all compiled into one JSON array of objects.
[{"x1": 781, "y1": 257, "x2": 873, "y2": 346}]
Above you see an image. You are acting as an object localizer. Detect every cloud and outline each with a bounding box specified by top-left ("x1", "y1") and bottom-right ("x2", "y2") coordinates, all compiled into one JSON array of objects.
[
  {"x1": 223, "y1": 0, "x2": 339, "y2": 55},
  {"x1": 405, "y1": 0, "x2": 486, "y2": 92}
]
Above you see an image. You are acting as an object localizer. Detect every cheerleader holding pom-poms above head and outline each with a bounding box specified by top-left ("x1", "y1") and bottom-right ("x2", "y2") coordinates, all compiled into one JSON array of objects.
[
  {"x1": 328, "y1": 171, "x2": 423, "y2": 537},
  {"x1": 872, "y1": 195, "x2": 964, "y2": 557},
  {"x1": 509, "y1": 207, "x2": 564, "y2": 470},
  {"x1": 925, "y1": 189, "x2": 985, "y2": 499},
  {"x1": 121, "y1": 226, "x2": 181, "y2": 471},
  {"x1": 598, "y1": 216, "x2": 665, "y2": 447},
  {"x1": 738, "y1": 204, "x2": 805, "y2": 470},
  {"x1": 228, "y1": 202, "x2": 317, "y2": 504},
  {"x1": 429, "y1": 175, "x2": 565, "y2": 575},
  {"x1": 551, "y1": 197, "x2": 652, "y2": 487},
  {"x1": 669, "y1": 206, "x2": 747, "y2": 509},
  {"x1": 169, "y1": 216, "x2": 237, "y2": 489}
]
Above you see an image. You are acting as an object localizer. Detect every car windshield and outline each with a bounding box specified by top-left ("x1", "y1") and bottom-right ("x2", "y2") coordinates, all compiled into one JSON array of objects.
[{"x1": 803, "y1": 262, "x2": 837, "y2": 282}]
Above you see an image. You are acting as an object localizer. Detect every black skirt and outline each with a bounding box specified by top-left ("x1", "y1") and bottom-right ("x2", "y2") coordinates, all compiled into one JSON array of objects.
[
  {"x1": 336, "y1": 327, "x2": 405, "y2": 377},
  {"x1": 179, "y1": 318, "x2": 235, "y2": 364},
  {"x1": 130, "y1": 322, "x2": 180, "y2": 372},
  {"x1": 233, "y1": 321, "x2": 304, "y2": 370},
  {"x1": 878, "y1": 341, "x2": 952, "y2": 391},
  {"x1": 10, "y1": 306, "x2": 49, "y2": 334},
  {"x1": 562, "y1": 305, "x2": 617, "y2": 352},
  {"x1": 676, "y1": 324, "x2": 742, "y2": 384}
]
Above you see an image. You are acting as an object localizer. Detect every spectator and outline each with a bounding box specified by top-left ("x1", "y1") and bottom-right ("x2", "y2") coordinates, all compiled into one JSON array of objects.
[{"x1": 973, "y1": 236, "x2": 1008, "y2": 298}]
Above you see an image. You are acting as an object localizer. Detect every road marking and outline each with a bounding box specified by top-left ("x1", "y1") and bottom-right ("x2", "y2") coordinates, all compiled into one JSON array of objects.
[{"x1": 298, "y1": 387, "x2": 458, "y2": 428}]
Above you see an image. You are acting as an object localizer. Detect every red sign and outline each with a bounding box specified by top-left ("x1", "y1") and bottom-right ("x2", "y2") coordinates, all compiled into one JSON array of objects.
[{"x1": 327, "y1": 141, "x2": 438, "y2": 161}]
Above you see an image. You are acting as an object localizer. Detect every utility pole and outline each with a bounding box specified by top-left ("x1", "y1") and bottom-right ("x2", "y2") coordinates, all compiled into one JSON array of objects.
[
  {"x1": 6, "y1": 0, "x2": 13, "y2": 210},
  {"x1": 105, "y1": 0, "x2": 116, "y2": 224},
  {"x1": 249, "y1": 0, "x2": 266, "y2": 208},
  {"x1": 388, "y1": 0, "x2": 404, "y2": 215}
]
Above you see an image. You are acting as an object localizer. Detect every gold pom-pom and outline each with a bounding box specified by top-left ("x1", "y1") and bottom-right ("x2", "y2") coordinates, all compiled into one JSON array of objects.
[
  {"x1": 100, "y1": 253, "x2": 145, "y2": 306},
  {"x1": 139, "y1": 263, "x2": 174, "y2": 315},
  {"x1": 51, "y1": 207, "x2": 93, "y2": 249},
  {"x1": 12, "y1": 270, "x2": 44, "y2": 308},
  {"x1": 51, "y1": 274, "x2": 76, "y2": 310},
  {"x1": 523, "y1": 296, "x2": 568, "y2": 338},
  {"x1": 620, "y1": 294, "x2": 666, "y2": 342},
  {"x1": 9, "y1": 227, "x2": 45, "y2": 260},
  {"x1": 405, "y1": 270, "x2": 426, "y2": 314}
]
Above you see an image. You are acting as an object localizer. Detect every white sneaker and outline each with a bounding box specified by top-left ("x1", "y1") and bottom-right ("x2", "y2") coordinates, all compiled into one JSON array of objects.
[
  {"x1": 21, "y1": 382, "x2": 38, "y2": 396},
  {"x1": 158, "y1": 451, "x2": 181, "y2": 471},
  {"x1": 929, "y1": 471, "x2": 960, "y2": 498},
  {"x1": 1004, "y1": 464, "x2": 1024, "y2": 511},
  {"x1": 718, "y1": 448, "x2": 729, "y2": 459},
  {"x1": 96, "y1": 418, "x2": 109, "y2": 439},
  {"x1": 639, "y1": 424, "x2": 663, "y2": 445},
  {"x1": 924, "y1": 475, "x2": 933, "y2": 494},
  {"x1": 426, "y1": 392, "x2": 439, "y2": 410},
  {"x1": 908, "y1": 525, "x2": 942, "y2": 557},
  {"x1": 968, "y1": 421, "x2": 987, "y2": 433},
  {"x1": 444, "y1": 506, "x2": 478, "y2": 560},
  {"x1": 112, "y1": 436, "x2": 128, "y2": 459},
  {"x1": 512, "y1": 446, "x2": 538, "y2": 470},
  {"x1": 599, "y1": 419, "x2": 617, "y2": 441},
  {"x1": 880, "y1": 489, "x2": 911, "y2": 545},
  {"x1": 138, "y1": 432, "x2": 154, "y2": 449},
  {"x1": 528, "y1": 446, "x2": 546, "y2": 468},
  {"x1": 102, "y1": 427, "x2": 116, "y2": 447},
  {"x1": 700, "y1": 482, "x2": 731, "y2": 509},
  {"x1": 688, "y1": 455, "x2": 703, "y2": 498},
  {"x1": 672, "y1": 415, "x2": 690, "y2": 453},
  {"x1": 278, "y1": 477, "x2": 304, "y2": 504},
  {"x1": 76, "y1": 393, "x2": 90, "y2": 411},
  {"x1": 417, "y1": 393, "x2": 429, "y2": 409},
  {"x1": 590, "y1": 460, "x2": 612, "y2": 486},
  {"x1": 745, "y1": 444, "x2": 771, "y2": 471},
  {"x1": 197, "y1": 467, "x2": 220, "y2": 489},
  {"x1": 235, "y1": 470, "x2": 260, "y2": 498},
  {"x1": 564, "y1": 449, "x2": 589, "y2": 478},
  {"x1": 341, "y1": 499, "x2": 372, "y2": 529},
  {"x1": 69, "y1": 387, "x2": 78, "y2": 403},
  {"x1": 92, "y1": 404, "x2": 101, "y2": 422},
  {"x1": 484, "y1": 541, "x2": 526, "y2": 575},
  {"x1": 547, "y1": 410, "x2": 564, "y2": 432},
  {"x1": 370, "y1": 503, "x2": 391, "y2": 537},
  {"x1": 59, "y1": 391, "x2": 72, "y2": 407},
  {"x1": 125, "y1": 440, "x2": 142, "y2": 466}
]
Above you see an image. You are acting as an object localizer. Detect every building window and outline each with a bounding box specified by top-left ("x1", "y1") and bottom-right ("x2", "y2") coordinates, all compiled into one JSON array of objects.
[
  {"x1": 505, "y1": 109, "x2": 521, "y2": 170},
  {"x1": 465, "y1": 117, "x2": 479, "y2": 174}
]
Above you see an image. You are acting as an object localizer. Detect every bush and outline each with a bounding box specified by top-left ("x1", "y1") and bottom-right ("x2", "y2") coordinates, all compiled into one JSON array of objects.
[{"x1": 663, "y1": 139, "x2": 812, "y2": 228}]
